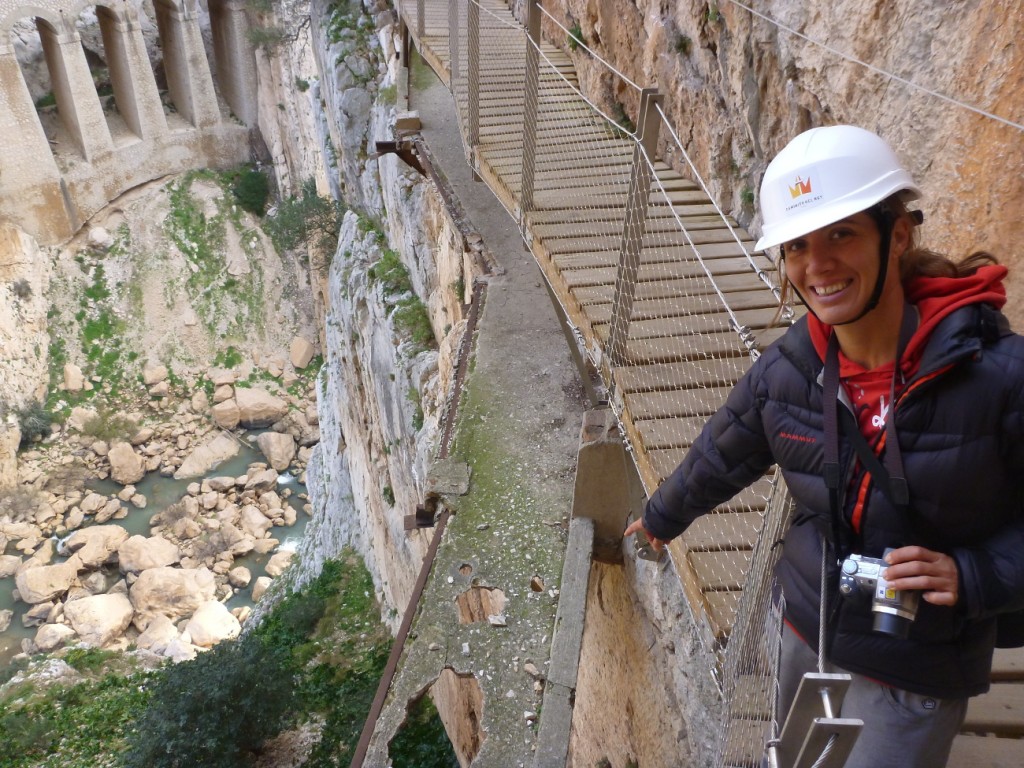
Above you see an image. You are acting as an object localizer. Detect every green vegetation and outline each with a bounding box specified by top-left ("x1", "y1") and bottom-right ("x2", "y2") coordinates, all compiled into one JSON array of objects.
[
  {"x1": 14, "y1": 400, "x2": 53, "y2": 447},
  {"x1": 368, "y1": 248, "x2": 413, "y2": 296},
  {"x1": 567, "y1": 22, "x2": 585, "y2": 52},
  {"x1": 382, "y1": 484, "x2": 395, "y2": 506},
  {"x1": 0, "y1": 667, "x2": 153, "y2": 767},
  {"x1": 325, "y1": 0, "x2": 375, "y2": 55},
  {"x1": 393, "y1": 297, "x2": 435, "y2": 354},
  {"x1": 12, "y1": 278, "x2": 32, "y2": 300},
  {"x1": 81, "y1": 408, "x2": 139, "y2": 442},
  {"x1": 246, "y1": 24, "x2": 287, "y2": 50},
  {"x1": 367, "y1": 248, "x2": 436, "y2": 355},
  {"x1": 676, "y1": 34, "x2": 693, "y2": 56},
  {"x1": 231, "y1": 166, "x2": 270, "y2": 217},
  {"x1": 389, "y1": 695, "x2": 460, "y2": 768},
  {"x1": 741, "y1": 186, "x2": 755, "y2": 206},
  {"x1": 266, "y1": 179, "x2": 344, "y2": 254},
  {"x1": 123, "y1": 633, "x2": 293, "y2": 768},
  {"x1": 613, "y1": 102, "x2": 637, "y2": 135},
  {"x1": 379, "y1": 83, "x2": 397, "y2": 105},
  {"x1": 35, "y1": 91, "x2": 56, "y2": 109},
  {"x1": 214, "y1": 345, "x2": 245, "y2": 369},
  {"x1": 295, "y1": 76, "x2": 311, "y2": 92},
  {"x1": 0, "y1": 553, "x2": 439, "y2": 767},
  {"x1": 63, "y1": 649, "x2": 116, "y2": 674}
]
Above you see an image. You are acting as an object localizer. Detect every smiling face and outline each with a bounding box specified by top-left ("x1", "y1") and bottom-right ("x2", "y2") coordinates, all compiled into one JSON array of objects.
[{"x1": 782, "y1": 211, "x2": 908, "y2": 328}]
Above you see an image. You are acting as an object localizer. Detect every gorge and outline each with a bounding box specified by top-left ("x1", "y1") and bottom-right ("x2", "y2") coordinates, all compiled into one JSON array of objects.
[{"x1": 1, "y1": 0, "x2": 1022, "y2": 766}]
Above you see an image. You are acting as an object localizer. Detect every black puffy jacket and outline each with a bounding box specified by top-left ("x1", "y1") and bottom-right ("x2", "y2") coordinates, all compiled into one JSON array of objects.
[{"x1": 644, "y1": 302, "x2": 1024, "y2": 697}]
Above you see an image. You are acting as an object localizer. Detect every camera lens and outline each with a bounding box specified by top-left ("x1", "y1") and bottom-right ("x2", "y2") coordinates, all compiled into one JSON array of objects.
[{"x1": 873, "y1": 610, "x2": 912, "y2": 639}]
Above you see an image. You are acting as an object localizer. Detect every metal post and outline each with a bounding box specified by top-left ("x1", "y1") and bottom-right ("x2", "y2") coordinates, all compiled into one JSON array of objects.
[
  {"x1": 417, "y1": 0, "x2": 424, "y2": 38},
  {"x1": 608, "y1": 88, "x2": 663, "y2": 367},
  {"x1": 448, "y1": 0, "x2": 459, "y2": 84},
  {"x1": 467, "y1": 0, "x2": 480, "y2": 148},
  {"x1": 519, "y1": 0, "x2": 541, "y2": 219}
]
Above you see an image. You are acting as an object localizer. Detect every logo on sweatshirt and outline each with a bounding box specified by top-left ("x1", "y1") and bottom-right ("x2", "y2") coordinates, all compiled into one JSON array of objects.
[{"x1": 779, "y1": 431, "x2": 816, "y2": 444}]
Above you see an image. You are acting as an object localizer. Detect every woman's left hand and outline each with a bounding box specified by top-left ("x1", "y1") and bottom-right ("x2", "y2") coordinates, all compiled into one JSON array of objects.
[{"x1": 883, "y1": 546, "x2": 959, "y2": 606}]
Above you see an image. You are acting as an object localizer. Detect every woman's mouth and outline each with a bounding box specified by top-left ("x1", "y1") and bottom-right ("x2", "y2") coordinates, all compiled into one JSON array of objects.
[{"x1": 813, "y1": 279, "x2": 852, "y2": 297}]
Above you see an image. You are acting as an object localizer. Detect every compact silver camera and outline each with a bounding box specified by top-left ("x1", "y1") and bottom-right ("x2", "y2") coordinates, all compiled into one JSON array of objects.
[{"x1": 838, "y1": 549, "x2": 919, "y2": 638}]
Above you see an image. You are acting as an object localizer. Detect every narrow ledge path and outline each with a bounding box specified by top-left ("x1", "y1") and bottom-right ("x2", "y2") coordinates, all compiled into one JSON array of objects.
[{"x1": 361, "y1": 51, "x2": 586, "y2": 766}]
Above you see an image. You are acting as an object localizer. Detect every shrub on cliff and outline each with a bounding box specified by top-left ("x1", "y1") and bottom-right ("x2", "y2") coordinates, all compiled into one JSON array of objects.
[
  {"x1": 15, "y1": 400, "x2": 52, "y2": 448},
  {"x1": 232, "y1": 167, "x2": 270, "y2": 217},
  {"x1": 266, "y1": 179, "x2": 344, "y2": 254},
  {"x1": 122, "y1": 634, "x2": 295, "y2": 768}
]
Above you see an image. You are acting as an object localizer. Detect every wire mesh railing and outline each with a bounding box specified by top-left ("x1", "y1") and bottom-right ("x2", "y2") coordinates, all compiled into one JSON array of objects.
[{"x1": 397, "y1": 0, "x2": 795, "y2": 763}]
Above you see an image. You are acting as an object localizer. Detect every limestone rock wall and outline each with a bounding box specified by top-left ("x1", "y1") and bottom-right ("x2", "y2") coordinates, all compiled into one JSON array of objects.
[
  {"x1": 0, "y1": 222, "x2": 50, "y2": 486},
  {"x1": 250, "y1": 0, "x2": 328, "y2": 199},
  {"x1": 292, "y1": 3, "x2": 478, "y2": 621}
]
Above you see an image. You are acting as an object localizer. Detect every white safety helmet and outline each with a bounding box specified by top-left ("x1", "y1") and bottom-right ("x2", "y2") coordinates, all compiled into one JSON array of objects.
[{"x1": 754, "y1": 125, "x2": 921, "y2": 252}]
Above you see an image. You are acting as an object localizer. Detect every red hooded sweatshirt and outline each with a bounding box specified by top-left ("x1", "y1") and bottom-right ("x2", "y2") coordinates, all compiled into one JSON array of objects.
[{"x1": 807, "y1": 264, "x2": 1008, "y2": 531}]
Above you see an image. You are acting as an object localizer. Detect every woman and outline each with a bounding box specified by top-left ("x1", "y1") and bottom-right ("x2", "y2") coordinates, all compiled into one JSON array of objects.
[{"x1": 626, "y1": 125, "x2": 1024, "y2": 768}]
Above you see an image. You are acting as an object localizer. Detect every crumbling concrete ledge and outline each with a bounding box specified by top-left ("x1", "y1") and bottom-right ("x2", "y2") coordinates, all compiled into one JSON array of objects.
[{"x1": 360, "y1": 54, "x2": 585, "y2": 767}]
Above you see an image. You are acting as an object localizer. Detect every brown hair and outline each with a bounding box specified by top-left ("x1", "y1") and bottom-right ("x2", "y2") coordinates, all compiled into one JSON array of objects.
[{"x1": 772, "y1": 195, "x2": 999, "y2": 324}]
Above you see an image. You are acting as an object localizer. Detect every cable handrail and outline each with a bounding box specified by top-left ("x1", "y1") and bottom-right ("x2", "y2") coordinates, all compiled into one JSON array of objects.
[
  {"x1": 653, "y1": 102, "x2": 787, "y2": 310},
  {"x1": 536, "y1": 2, "x2": 643, "y2": 93},
  {"x1": 528, "y1": 34, "x2": 640, "y2": 139}
]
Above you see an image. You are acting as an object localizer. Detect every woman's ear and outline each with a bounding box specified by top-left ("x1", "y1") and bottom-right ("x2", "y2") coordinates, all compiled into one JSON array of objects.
[{"x1": 890, "y1": 215, "x2": 912, "y2": 259}]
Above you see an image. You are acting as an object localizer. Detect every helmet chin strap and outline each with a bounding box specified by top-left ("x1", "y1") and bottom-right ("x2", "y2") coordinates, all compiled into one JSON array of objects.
[{"x1": 782, "y1": 205, "x2": 896, "y2": 326}]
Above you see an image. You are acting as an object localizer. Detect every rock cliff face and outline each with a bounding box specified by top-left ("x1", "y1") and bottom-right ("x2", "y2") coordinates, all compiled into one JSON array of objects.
[{"x1": 286, "y1": 0, "x2": 482, "y2": 621}]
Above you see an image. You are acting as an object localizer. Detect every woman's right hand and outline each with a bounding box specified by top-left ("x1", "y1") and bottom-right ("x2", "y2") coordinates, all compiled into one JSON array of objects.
[{"x1": 624, "y1": 517, "x2": 670, "y2": 552}]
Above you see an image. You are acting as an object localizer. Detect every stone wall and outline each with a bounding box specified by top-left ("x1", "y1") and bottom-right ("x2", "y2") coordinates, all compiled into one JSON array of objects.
[{"x1": 0, "y1": 0, "x2": 254, "y2": 244}]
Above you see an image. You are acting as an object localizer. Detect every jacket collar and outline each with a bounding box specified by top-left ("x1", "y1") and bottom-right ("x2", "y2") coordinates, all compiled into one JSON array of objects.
[{"x1": 778, "y1": 304, "x2": 1001, "y2": 385}]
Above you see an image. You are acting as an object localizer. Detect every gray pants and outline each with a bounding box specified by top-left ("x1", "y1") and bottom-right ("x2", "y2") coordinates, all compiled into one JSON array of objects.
[{"x1": 777, "y1": 623, "x2": 968, "y2": 768}]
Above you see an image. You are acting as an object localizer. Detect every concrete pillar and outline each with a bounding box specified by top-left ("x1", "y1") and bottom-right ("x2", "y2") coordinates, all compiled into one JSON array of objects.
[
  {"x1": 208, "y1": 0, "x2": 258, "y2": 126},
  {"x1": 38, "y1": 16, "x2": 113, "y2": 161},
  {"x1": 97, "y1": 5, "x2": 168, "y2": 139},
  {"x1": 0, "y1": 43, "x2": 74, "y2": 241},
  {"x1": 571, "y1": 409, "x2": 636, "y2": 563},
  {"x1": 153, "y1": 0, "x2": 221, "y2": 128}
]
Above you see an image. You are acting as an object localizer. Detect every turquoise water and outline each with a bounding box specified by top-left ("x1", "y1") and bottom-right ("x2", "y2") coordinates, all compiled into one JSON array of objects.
[{"x1": 0, "y1": 442, "x2": 309, "y2": 666}]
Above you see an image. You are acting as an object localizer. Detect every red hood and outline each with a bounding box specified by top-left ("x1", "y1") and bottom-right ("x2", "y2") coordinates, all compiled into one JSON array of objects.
[{"x1": 808, "y1": 264, "x2": 1008, "y2": 371}]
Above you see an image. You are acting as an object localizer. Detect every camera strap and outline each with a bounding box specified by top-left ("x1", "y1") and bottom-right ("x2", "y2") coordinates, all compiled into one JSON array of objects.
[{"x1": 822, "y1": 304, "x2": 917, "y2": 557}]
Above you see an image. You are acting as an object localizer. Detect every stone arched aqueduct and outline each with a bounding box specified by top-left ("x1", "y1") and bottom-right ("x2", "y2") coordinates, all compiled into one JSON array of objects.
[{"x1": 0, "y1": 0, "x2": 257, "y2": 244}]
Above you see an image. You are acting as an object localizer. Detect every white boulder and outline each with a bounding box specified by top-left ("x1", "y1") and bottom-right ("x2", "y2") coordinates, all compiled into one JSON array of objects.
[
  {"x1": 63, "y1": 593, "x2": 134, "y2": 647},
  {"x1": 64, "y1": 525, "x2": 129, "y2": 569},
  {"x1": 235, "y1": 388, "x2": 288, "y2": 428},
  {"x1": 108, "y1": 441, "x2": 145, "y2": 485},
  {"x1": 256, "y1": 431, "x2": 296, "y2": 471},
  {"x1": 130, "y1": 566, "x2": 217, "y2": 623},
  {"x1": 117, "y1": 535, "x2": 181, "y2": 573},
  {"x1": 15, "y1": 561, "x2": 79, "y2": 604},
  {"x1": 34, "y1": 623, "x2": 78, "y2": 652},
  {"x1": 185, "y1": 600, "x2": 241, "y2": 648}
]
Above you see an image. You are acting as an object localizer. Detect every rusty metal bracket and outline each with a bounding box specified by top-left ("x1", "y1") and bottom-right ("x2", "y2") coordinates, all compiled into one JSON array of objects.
[{"x1": 373, "y1": 140, "x2": 426, "y2": 177}]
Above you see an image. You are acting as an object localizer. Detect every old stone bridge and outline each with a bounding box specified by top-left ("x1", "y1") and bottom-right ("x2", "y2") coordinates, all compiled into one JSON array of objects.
[{"x1": 0, "y1": 0, "x2": 257, "y2": 243}]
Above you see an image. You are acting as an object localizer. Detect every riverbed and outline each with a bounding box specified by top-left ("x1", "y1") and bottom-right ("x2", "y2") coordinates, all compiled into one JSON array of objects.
[{"x1": 0, "y1": 439, "x2": 310, "y2": 667}]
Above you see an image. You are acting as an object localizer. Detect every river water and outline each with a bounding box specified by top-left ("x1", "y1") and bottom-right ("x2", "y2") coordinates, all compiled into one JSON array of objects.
[{"x1": 0, "y1": 441, "x2": 310, "y2": 667}]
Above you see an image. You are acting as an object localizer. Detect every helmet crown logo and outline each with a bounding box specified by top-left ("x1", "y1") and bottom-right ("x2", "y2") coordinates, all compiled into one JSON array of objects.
[{"x1": 789, "y1": 176, "x2": 813, "y2": 199}]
